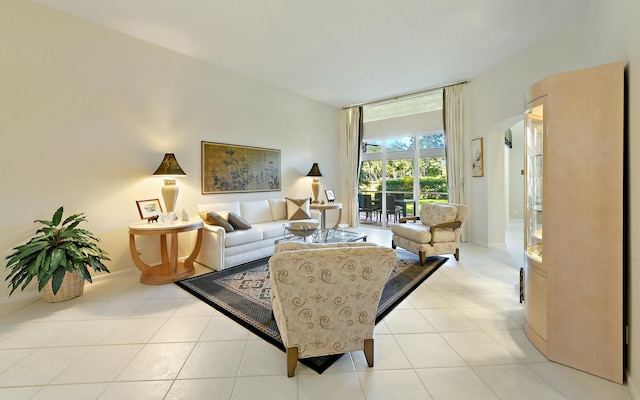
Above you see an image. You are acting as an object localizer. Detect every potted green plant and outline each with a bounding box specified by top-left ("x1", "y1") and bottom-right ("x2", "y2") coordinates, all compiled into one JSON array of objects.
[{"x1": 5, "y1": 206, "x2": 110, "y2": 302}]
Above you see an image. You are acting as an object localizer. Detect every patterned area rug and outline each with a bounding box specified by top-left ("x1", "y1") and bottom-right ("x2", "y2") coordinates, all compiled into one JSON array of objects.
[{"x1": 176, "y1": 249, "x2": 447, "y2": 374}]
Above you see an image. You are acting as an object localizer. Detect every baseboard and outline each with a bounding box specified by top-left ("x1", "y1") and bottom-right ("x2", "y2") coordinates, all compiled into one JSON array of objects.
[{"x1": 627, "y1": 373, "x2": 639, "y2": 400}]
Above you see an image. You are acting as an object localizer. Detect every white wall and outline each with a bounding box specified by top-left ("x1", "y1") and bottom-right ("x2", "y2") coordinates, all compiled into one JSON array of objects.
[
  {"x1": 0, "y1": 0, "x2": 340, "y2": 297},
  {"x1": 465, "y1": 0, "x2": 640, "y2": 394},
  {"x1": 508, "y1": 121, "x2": 524, "y2": 221},
  {"x1": 363, "y1": 111, "x2": 443, "y2": 139},
  {"x1": 464, "y1": 18, "x2": 585, "y2": 247}
]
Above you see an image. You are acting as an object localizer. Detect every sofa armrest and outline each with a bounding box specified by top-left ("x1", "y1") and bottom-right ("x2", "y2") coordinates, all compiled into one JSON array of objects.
[
  {"x1": 399, "y1": 216, "x2": 421, "y2": 223},
  {"x1": 428, "y1": 221, "x2": 462, "y2": 245},
  {"x1": 195, "y1": 224, "x2": 226, "y2": 271}
]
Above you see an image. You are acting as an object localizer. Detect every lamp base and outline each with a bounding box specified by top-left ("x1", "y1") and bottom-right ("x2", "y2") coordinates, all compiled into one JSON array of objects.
[
  {"x1": 311, "y1": 178, "x2": 319, "y2": 204},
  {"x1": 161, "y1": 179, "x2": 179, "y2": 212}
]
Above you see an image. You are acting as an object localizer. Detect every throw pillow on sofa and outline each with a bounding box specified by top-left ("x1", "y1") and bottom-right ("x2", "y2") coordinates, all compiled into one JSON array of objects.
[
  {"x1": 268, "y1": 198, "x2": 288, "y2": 220},
  {"x1": 286, "y1": 198, "x2": 311, "y2": 220},
  {"x1": 228, "y1": 212, "x2": 252, "y2": 230},
  {"x1": 199, "y1": 211, "x2": 234, "y2": 232}
]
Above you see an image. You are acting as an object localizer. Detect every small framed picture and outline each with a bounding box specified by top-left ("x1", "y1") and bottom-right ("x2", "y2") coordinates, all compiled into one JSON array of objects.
[
  {"x1": 136, "y1": 199, "x2": 163, "y2": 219},
  {"x1": 325, "y1": 189, "x2": 335, "y2": 203}
]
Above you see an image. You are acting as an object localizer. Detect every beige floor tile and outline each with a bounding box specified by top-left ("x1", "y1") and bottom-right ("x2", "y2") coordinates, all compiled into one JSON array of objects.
[
  {"x1": 418, "y1": 308, "x2": 480, "y2": 332},
  {"x1": 0, "y1": 386, "x2": 42, "y2": 400},
  {"x1": 97, "y1": 318, "x2": 166, "y2": 345},
  {"x1": 406, "y1": 290, "x2": 452, "y2": 309},
  {"x1": 395, "y1": 333, "x2": 467, "y2": 368},
  {"x1": 128, "y1": 298, "x2": 186, "y2": 318},
  {"x1": 91, "y1": 299, "x2": 147, "y2": 319},
  {"x1": 0, "y1": 349, "x2": 34, "y2": 374},
  {"x1": 164, "y1": 378, "x2": 235, "y2": 400},
  {"x1": 232, "y1": 375, "x2": 298, "y2": 400},
  {"x1": 485, "y1": 329, "x2": 547, "y2": 363},
  {"x1": 434, "y1": 290, "x2": 489, "y2": 308},
  {"x1": 358, "y1": 369, "x2": 433, "y2": 400},
  {"x1": 45, "y1": 319, "x2": 121, "y2": 347},
  {"x1": 52, "y1": 344, "x2": 142, "y2": 384},
  {"x1": 238, "y1": 339, "x2": 287, "y2": 376},
  {"x1": 171, "y1": 298, "x2": 219, "y2": 317},
  {"x1": 528, "y1": 362, "x2": 632, "y2": 400},
  {"x1": 383, "y1": 309, "x2": 435, "y2": 334},
  {"x1": 456, "y1": 306, "x2": 521, "y2": 331},
  {"x1": 298, "y1": 372, "x2": 365, "y2": 400},
  {"x1": 440, "y1": 331, "x2": 521, "y2": 366},
  {"x1": 200, "y1": 314, "x2": 251, "y2": 341},
  {"x1": 473, "y1": 364, "x2": 568, "y2": 400},
  {"x1": 0, "y1": 321, "x2": 76, "y2": 349},
  {"x1": 178, "y1": 341, "x2": 246, "y2": 379},
  {"x1": 31, "y1": 383, "x2": 108, "y2": 400},
  {"x1": 149, "y1": 316, "x2": 210, "y2": 342},
  {"x1": 97, "y1": 380, "x2": 173, "y2": 400},
  {"x1": 115, "y1": 342, "x2": 194, "y2": 381},
  {"x1": 0, "y1": 346, "x2": 88, "y2": 386},
  {"x1": 416, "y1": 367, "x2": 499, "y2": 400},
  {"x1": 352, "y1": 335, "x2": 412, "y2": 370}
]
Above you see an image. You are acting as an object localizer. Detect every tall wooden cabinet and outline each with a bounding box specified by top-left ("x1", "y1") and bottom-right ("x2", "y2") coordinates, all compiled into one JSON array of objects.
[{"x1": 522, "y1": 61, "x2": 624, "y2": 383}]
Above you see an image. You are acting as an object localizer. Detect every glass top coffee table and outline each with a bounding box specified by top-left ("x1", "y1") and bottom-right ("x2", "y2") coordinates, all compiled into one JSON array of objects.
[
  {"x1": 313, "y1": 229, "x2": 367, "y2": 244},
  {"x1": 276, "y1": 228, "x2": 367, "y2": 244}
]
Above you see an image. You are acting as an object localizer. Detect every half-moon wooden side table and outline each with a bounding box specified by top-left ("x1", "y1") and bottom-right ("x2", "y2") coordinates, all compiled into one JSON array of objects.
[
  {"x1": 309, "y1": 202, "x2": 342, "y2": 230},
  {"x1": 128, "y1": 218, "x2": 203, "y2": 284}
]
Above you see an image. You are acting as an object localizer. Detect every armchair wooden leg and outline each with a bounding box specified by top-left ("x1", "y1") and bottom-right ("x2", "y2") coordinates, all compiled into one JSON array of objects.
[
  {"x1": 286, "y1": 347, "x2": 298, "y2": 377},
  {"x1": 391, "y1": 240, "x2": 396, "y2": 249},
  {"x1": 454, "y1": 248, "x2": 459, "y2": 261},
  {"x1": 419, "y1": 251, "x2": 426, "y2": 266},
  {"x1": 364, "y1": 338, "x2": 374, "y2": 367}
]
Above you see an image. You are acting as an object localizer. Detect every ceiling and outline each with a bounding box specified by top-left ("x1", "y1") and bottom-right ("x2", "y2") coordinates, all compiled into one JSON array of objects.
[{"x1": 34, "y1": 0, "x2": 588, "y2": 107}]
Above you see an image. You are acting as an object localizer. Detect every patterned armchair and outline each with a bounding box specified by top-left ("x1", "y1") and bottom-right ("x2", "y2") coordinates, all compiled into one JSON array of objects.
[
  {"x1": 391, "y1": 203, "x2": 470, "y2": 265},
  {"x1": 268, "y1": 242, "x2": 397, "y2": 377}
]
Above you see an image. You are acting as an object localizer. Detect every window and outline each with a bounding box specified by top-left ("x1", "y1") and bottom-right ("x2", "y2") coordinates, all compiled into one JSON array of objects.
[
  {"x1": 385, "y1": 136, "x2": 415, "y2": 152},
  {"x1": 358, "y1": 91, "x2": 447, "y2": 226}
]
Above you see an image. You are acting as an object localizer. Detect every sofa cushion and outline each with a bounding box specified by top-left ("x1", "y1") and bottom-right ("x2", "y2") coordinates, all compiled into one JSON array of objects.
[
  {"x1": 225, "y1": 228, "x2": 263, "y2": 247},
  {"x1": 199, "y1": 211, "x2": 234, "y2": 232},
  {"x1": 257, "y1": 221, "x2": 287, "y2": 240},
  {"x1": 198, "y1": 201, "x2": 241, "y2": 215},
  {"x1": 286, "y1": 197, "x2": 312, "y2": 220},
  {"x1": 228, "y1": 212, "x2": 252, "y2": 230},
  {"x1": 240, "y1": 200, "x2": 273, "y2": 224},
  {"x1": 420, "y1": 203, "x2": 457, "y2": 226},
  {"x1": 268, "y1": 198, "x2": 288, "y2": 221},
  {"x1": 391, "y1": 223, "x2": 431, "y2": 244}
]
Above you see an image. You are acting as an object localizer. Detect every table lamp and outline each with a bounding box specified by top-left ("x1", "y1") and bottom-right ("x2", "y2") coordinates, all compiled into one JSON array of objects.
[
  {"x1": 153, "y1": 153, "x2": 186, "y2": 212},
  {"x1": 306, "y1": 163, "x2": 323, "y2": 203}
]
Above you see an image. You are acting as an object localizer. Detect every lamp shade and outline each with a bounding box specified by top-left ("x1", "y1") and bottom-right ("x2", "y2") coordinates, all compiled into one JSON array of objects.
[
  {"x1": 153, "y1": 153, "x2": 186, "y2": 176},
  {"x1": 306, "y1": 163, "x2": 323, "y2": 177}
]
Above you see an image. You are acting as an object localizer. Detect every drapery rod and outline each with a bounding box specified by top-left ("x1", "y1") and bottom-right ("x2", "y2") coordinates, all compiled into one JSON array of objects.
[{"x1": 343, "y1": 80, "x2": 469, "y2": 109}]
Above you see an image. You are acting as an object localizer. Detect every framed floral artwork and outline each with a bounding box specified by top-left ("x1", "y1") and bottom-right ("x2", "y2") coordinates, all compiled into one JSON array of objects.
[
  {"x1": 201, "y1": 141, "x2": 281, "y2": 194},
  {"x1": 472, "y1": 138, "x2": 484, "y2": 177}
]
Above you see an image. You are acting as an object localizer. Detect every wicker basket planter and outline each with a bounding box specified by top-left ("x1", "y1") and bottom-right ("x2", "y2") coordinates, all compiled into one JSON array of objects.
[
  {"x1": 5, "y1": 207, "x2": 109, "y2": 301},
  {"x1": 42, "y1": 270, "x2": 85, "y2": 303}
]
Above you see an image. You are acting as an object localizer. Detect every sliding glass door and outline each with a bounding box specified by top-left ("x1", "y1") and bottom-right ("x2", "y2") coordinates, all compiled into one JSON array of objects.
[{"x1": 358, "y1": 132, "x2": 447, "y2": 228}]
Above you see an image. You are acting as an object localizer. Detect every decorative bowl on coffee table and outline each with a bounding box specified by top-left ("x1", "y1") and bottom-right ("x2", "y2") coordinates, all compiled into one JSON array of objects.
[{"x1": 283, "y1": 221, "x2": 320, "y2": 241}]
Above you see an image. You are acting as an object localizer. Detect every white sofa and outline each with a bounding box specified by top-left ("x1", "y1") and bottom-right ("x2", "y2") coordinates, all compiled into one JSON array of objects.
[{"x1": 195, "y1": 199, "x2": 321, "y2": 271}]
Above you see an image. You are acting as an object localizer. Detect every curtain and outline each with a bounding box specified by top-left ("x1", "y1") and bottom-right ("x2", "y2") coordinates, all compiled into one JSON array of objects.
[
  {"x1": 345, "y1": 106, "x2": 363, "y2": 227},
  {"x1": 443, "y1": 84, "x2": 466, "y2": 240}
]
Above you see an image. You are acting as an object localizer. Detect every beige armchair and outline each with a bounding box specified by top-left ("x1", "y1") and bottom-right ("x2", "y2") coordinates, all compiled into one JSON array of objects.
[
  {"x1": 268, "y1": 242, "x2": 397, "y2": 377},
  {"x1": 391, "y1": 203, "x2": 470, "y2": 265}
]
